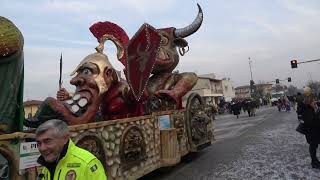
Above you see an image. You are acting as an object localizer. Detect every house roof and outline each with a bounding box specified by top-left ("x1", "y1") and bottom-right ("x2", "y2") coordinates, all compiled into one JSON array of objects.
[
  {"x1": 235, "y1": 85, "x2": 250, "y2": 90},
  {"x1": 198, "y1": 76, "x2": 222, "y2": 82},
  {"x1": 23, "y1": 100, "x2": 43, "y2": 106},
  {"x1": 256, "y1": 83, "x2": 273, "y2": 87},
  {"x1": 198, "y1": 73, "x2": 216, "y2": 79},
  {"x1": 235, "y1": 83, "x2": 273, "y2": 90}
]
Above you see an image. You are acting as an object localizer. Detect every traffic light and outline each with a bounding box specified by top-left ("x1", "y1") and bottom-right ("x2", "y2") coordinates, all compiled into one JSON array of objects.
[
  {"x1": 288, "y1": 77, "x2": 291, "y2": 82},
  {"x1": 291, "y1": 60, "x2": 298, "y2": 68},
  {"x1": 276, "y1": 79, "x2": 280, "y2": 84}
]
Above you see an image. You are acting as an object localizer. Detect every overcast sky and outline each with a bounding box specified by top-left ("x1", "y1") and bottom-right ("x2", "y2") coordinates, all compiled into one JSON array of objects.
[{"x1": 2, "y1": 0, "x2": 320, "y2": 100}]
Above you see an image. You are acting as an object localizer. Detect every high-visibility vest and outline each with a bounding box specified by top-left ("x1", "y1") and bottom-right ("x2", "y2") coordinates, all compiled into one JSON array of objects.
[{"x1": 38, "y1": 140, "x2": 107, "y2": 180}]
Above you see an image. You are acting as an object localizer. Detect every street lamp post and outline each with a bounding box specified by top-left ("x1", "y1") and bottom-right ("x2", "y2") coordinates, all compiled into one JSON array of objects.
[
  {"x1": 248, "y1": 57, "x2": 255, "y2": 97},
  {"x1": 249, "y1": 57, "x2": 253, "y2": 81}
]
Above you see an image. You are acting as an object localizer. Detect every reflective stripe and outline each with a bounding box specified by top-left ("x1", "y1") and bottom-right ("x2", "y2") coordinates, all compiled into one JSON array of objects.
[{"x1": 57, "y1": 169, "x2": 61, "y2": 180}]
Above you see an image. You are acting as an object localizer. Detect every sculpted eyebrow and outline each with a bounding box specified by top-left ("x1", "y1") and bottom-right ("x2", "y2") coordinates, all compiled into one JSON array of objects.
[{"x1": 79, "y1": 63, "x2": 99, "y2": 73}]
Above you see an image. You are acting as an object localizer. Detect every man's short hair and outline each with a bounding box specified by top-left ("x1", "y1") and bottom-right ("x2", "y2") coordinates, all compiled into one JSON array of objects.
[{"x1": 35, "y1": 119, "x2": 69, "y2": 137}]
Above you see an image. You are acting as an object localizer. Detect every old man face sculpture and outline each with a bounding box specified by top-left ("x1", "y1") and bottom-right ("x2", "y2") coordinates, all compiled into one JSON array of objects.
[
  {"x1": 24, "y1": 51, "x2": 118, "y2": 127},
  {"x1": 25, "y1": 21, "x2": 158, "y2": 127},
  {"x1": 66, "y1": 52, "x2": 117, "y2": 115}
]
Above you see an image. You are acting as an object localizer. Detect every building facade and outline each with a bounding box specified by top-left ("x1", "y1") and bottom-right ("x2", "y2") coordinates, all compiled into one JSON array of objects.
[
  {"x1": 23, "y1": 100, "x2": 42, "y2": 118},
  {"x1": 235, "y1": 85, "x2": 251, "y2": 99},
  {"x1": 221, "y1": 78, "x2": 236, "y2": 102},
  {"x1": 257, "y1": 83, "x2": 273, "y2": 97},
  {"x1": 235, "y1": 83, "x2": 273, "y2": 99},
  {"x1": 184, "y1": 73, "x2": 235, "y2": 106}
]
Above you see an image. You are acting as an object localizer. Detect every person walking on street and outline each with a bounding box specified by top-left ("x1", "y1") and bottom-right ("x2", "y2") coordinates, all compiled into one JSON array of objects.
[
  {"x1": 297, "y1": 87, "x2": 320, "y2": 169},
  {"x1": 231, "y1": 100, "x2": 241, "y2": 119},
  {"x1": 36, "y1": 119, "x2": 107, "y2": 179}
]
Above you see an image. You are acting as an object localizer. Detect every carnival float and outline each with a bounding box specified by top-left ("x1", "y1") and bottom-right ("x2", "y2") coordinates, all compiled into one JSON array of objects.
[{"x1": 0, "y1": 4, "x2": 214, "y2": 180}]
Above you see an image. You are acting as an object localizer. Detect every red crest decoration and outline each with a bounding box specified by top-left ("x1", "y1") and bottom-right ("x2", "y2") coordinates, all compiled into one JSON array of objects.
[{"x1": 125, "y1": 24, "x2": 161, "y2": 101}]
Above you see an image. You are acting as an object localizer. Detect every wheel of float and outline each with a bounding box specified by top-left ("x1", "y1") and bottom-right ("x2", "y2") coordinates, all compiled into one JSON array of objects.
[
  {"x1": 0, "y1": 148, "x2": 17, "y2": 180},
  {"x1": 75, "y1": 135, "x2": 107, "y2": 169},
  {"x1": 0, "y1": 153, "x2": 9, "y2": 180},
  {"x1": 145, "y1": 95, "x2": 162, "y2": 114},
  {"x1": 185, "y1": 92, "x2": 204, "y2": 150}
]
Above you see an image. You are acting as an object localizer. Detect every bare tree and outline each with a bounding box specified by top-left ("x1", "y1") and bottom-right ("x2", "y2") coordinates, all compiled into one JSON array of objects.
[
  {"x1": 255, "y1": 84, "x2": 265, "y2": 98},
  {"x1": 253, "y1": 81, "x2": 268, "y2": 98},
  {"x1": 307, "y1": 81, "x2": 320, "y2": 96},
  {"x1": 274, "y1": 84, "x2": 285, "y2": 92},
  {"x1": 287, "y1": 85, "x2": 298, "y2": 96}
]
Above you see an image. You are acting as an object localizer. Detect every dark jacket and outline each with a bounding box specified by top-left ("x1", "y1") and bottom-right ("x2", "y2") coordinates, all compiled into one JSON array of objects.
[
  {"x1": 231, "y1": 103, "x2": 241, "y2": 115},
  {"x1": 298, "y1": 103, "x2": 320, "y2": 144}
]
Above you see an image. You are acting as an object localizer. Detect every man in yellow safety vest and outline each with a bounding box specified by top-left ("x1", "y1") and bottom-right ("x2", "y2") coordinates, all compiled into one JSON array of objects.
[{"x1": 35, "y1": 119, "x2": 107, "y2": 180}]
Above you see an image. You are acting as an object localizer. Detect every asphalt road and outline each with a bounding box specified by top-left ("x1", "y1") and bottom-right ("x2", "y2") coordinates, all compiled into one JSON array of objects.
[{"x1": 141, "y1": 106, "x2": 320, "y2": 180}]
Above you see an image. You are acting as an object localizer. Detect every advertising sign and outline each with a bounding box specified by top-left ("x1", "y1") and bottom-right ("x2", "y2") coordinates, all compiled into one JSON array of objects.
[
  {"x1": 159, "y1": 115, "x2": 171, "y2": 130},
  {"x1": 19, "y1": 142, "x2": 41, "y2": 170}
]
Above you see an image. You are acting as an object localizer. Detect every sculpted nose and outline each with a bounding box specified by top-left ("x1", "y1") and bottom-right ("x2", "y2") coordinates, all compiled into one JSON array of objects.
[{"x1": 70, "y1": 76, "x2": 84, "y2": 86}]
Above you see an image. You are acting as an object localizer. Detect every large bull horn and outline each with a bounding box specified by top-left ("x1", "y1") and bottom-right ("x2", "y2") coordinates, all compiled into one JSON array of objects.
[{"x1": 174, "y1": 3, "x2": 203, "y2": 38}]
